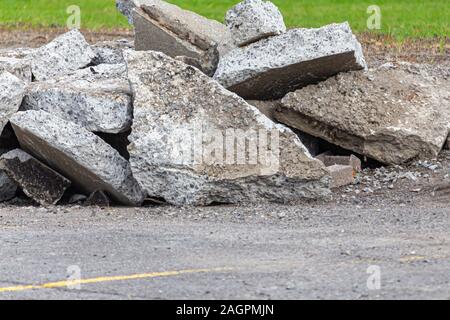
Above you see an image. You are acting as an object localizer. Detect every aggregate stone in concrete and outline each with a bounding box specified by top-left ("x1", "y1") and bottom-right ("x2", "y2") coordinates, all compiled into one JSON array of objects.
[
  {"x1": 226, "y1": 0, "x2": 286, "y2": 46},
  {"x1": 0, "y1": 149, "x2": 71, "y2": 206},
  {"x1": 30, "y1": 29, "x2": 96, "y2": 81},
  {"x1": 9, "y1": 110, "x2": 145, "y2": 206},
  {"x1": 214, "y1": 22, "x2": 366, "y2": 100},
  {"x1": 125, "y1": 50, "x2": 330, "y2": 206}
]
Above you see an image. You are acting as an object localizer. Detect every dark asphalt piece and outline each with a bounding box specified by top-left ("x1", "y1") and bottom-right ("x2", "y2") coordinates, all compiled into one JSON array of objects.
[{"x1": 0, "y1": 198, "x2": 449, "y2": 300}]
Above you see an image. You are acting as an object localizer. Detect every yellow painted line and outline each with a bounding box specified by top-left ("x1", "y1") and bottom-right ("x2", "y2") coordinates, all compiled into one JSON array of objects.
[{"x1": 0, "y1": 267, "x2": 234, "y2": 293}]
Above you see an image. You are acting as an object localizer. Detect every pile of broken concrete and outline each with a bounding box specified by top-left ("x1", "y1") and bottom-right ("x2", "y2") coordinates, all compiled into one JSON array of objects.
[{"x1": 0, "y1": 0, "x2": 448, "y2": 207}]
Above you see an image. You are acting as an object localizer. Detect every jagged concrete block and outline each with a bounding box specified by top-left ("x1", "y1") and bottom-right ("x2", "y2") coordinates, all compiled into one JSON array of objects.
[
  {"x1": 140, "y1": 0, "x2": 230, "y2": 51},
  {"x1": 226, "y1": 0, "x2": 286, "y2": 46},
  {"x1": 128, "y1": 0, "x2": 233, "y2": 75},
  {"x1": 0, "y1": 72, "x2": 25, "y2": 134},
  {"x1": 0, "y1": 170, "x2": 17, "y2": 202},
  {"x1": 30, "y1": 30, "x2": 96, "y2": 81},
  {"x1": 276, "y1": 64, "x2": 450, "y2": 164},
  {"x1": 22, "y1": 64, "x2": 132, "y2": 134},
  {"x1": 125, "y1": 50, "x2": 330, "y2": 206},
  {"x1": 10, "y1": 110, "x2": 145, "y2": 206},
  {"x1": 214, "y1": 22, "x2": 366, "y2": 100},
  {"x1": 0, "y1": 57, "x2": 32, "y2": 83},
  {"x1": 133, "y1": 8, "x2": 223, "y2": 76},
  {"x1": 0, "y1": 149, "x2": 71, "y2": 205},
  {"x1": 133, "y1": 8, "x2": 203, "y2": 60}
]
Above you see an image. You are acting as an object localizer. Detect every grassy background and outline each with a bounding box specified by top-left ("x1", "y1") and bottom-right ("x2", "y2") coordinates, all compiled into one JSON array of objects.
[{"x1": 0, "y1": 0, "x2": 448, "y2": 39}]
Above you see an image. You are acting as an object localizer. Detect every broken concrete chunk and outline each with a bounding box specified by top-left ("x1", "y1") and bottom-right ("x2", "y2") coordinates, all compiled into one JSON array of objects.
[
  {"x1": 140, "y1": 0, "x2": 231, "y2": 54},
  {"x1": 133, "y1": 8, "x2": 223, "y2": 75},
  {"x1": 9, "y1": 110, "x2": 145, "y2": 206},
  {"x1": 214, "y1": 22, "x2": 366, "y2": 100},
  {"x1": 328, "y1": 165, "x2": 354, "y2": 188},
  {"x1": 0, "y1": 170, "x2": 18, "y2": 202},
  {"x1": 129, "y1": 0, "x2": 233, "y2": 75},
  {"x1": 318, "y1": 154, "x2": 362, "y2": 173},
  {"x1": 226, "y1": 0, "x2": 286, "y2": 46},
  {"x1": 0, "y1": 72, "x2": 25, "y2": 133},
  {"x1": 277, "y1": 64, "x2": 450, "y2": 164},
  {"x1": 0, "y1": 57, "x2": 32, "y2": 83},
  {"x1": 30, "y1": 29, "x2": 96, "y2": 81},
  {"x1": 125, "y1": 50, "x2": 330, "y2": 206},
  {"x1": 0, "y1": 149, "x2": 71, "y2": 205},
  {"x1": 133, "y1": 8, "x2": 203, "y2": 60},
  {"x1": 21, "y1": 64, "x2": 133, "y2": 134}
]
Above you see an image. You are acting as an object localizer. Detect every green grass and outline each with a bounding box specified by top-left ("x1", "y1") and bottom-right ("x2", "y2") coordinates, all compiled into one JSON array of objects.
[{"x1": 0, "y1": 0, "x2": 448, "y2": 39}]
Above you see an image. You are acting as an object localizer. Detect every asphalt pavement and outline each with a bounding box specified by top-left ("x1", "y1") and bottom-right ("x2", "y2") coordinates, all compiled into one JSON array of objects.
[{"x1": 0, "y1": 198, "x2": 449, "y2": 300}]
